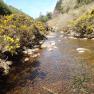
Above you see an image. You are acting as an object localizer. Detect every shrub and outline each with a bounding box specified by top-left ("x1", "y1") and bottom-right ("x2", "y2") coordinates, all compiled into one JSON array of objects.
[
  {"x1": 0, "y1": 14, "x2": 47, "y2": 55},
  {"x1": 69, "y1": 9, "x2": 94, "y2": 38},
  {"x1": 36, "y1": 12, "x2": 52, "y2": 22}
]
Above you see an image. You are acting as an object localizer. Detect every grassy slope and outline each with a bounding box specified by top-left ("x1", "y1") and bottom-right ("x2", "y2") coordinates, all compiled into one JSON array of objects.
[
  {"x1": 55, "y1": 0, "x2": 94, "y2": 14},
  {"x1": 8, "y1": 6, "x2": 22, "y2": 14},
  {"x1": 0, "y1": 0, "x2": 25, "y2": 15},
  {"x1": 0, "y1": 0, "x2": 12, "y2": 15}
]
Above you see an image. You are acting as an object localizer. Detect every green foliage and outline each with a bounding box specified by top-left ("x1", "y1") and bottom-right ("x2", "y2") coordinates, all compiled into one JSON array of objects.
[
  {"x1": 46, "y1": 12, "x2": 52, "y2": 19},
  {"x1": 8, "y1": 5, "x2": 23, "y2": 14},
  {"x1": 77, "y1": 0, "x2": 93, "y2": 4},
  {"x1": 69, "y1": 9, "x2": 94, "y2": 38},
  {"x1": 0, "y1": 0, "x2": 12, "y2": 15},
  {"x1": 55, "y1": 0, "x2": 62, "y2": 11},
  {"x1": 0, "y1": 0, "x2": 26, "y2": 15},
  {"x1": 37, "y1": 12, "x2": 52, "y2": 22},
  {"x1": 0, "y1": 14, "x2": 47, "y2": 54},
  {"x1": 55, "y1": 0, "x2": 94, "y2": 14},
  {"x1": 0, "y1": 0, "x2": 47, "y2": 55},
  {"x1": 74, "y1": 0, "x2": 93, "y2": 8}
]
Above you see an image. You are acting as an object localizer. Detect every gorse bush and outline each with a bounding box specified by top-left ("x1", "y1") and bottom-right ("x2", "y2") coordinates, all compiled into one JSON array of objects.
[
  {"x1": 0, "y1": 14, "x2": 47, "y2": 54},
  {"x1": 69, "y1": 9, "x2": 94, "y2": 38},
  {"x1": 0, "y1": 0, "x2": 47, "y2": 75}
]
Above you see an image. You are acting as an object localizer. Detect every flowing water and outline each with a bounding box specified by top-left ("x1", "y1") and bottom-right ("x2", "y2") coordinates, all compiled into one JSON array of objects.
[{"x1": 1, "y1": 32, "x2": 94, "y2": 94}]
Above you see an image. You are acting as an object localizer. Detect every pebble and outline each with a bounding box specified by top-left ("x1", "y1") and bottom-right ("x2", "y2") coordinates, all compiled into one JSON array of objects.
[
  {"x1": 47, "y1": 35, "x2": 55, "y2": 38},
  {"x1": 91, "y1": 38, "x2": 94, "y2": 40},
  {"x1": 76, "y1": 48, "x2": 90, "y2": 53},
  {"x1": 32, "y1": 54, "x2": 38, "y2": 58},
  {"x1": 23, "y1": 48, "x2": 39, "y2": 55},
  {"x1": 48, "y1": 48, "x2": 53, "y2": 51},
  {"x1": 68, "y1": 37, "x2": 77, "y2": 39},
  {"x1": 24, "y1": 58, "x2": 29, "y2": 62},
  {"x1": 58, "y1": 39, "x2": 61, "y2": 42},
  {"x1": 83, "y1": 38, "x2": 87, "y2": 40},
  {"x1": 41, "y1": 44, "x2": 47, "y2": 48},
  {"x1": 81, "y1": 38, "x2": 87, "y2": 40},
  {"x1": 53, "y1": 46, "x2": 58, "y2": 49},
  {"x1": 77, "y1": 50, "x2": 85, "y2": 53},
  {"x1": 23, "y1": 51, "x2": 28, "y2": 54},
  {"x1": 51, "y1": 42, "x2": 55, "y2": 46},
  {"x1": 60, "y1": 31, "x2": 64, "y2": 34},
  {"x1": 60, "y1": 35, "x2": 63, "y2": 38},
  {"x1": 6, "y1": 61, "x2": 12, "y2": 65}
]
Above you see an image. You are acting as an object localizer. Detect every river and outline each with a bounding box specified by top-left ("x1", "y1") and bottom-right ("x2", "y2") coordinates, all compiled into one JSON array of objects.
[{"x1": 1, "y1": 32, "x2": 94, "y2": 94}]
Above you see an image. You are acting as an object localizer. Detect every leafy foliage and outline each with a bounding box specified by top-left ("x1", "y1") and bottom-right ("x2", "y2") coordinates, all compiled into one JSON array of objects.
[
  {"x1": 77, "y1": 0, "x2": 93, "y2": 4},
  {"x1": 36, "y1": 12, "x2": 52, "y2": 22},
  {"x1": 55, "y1": 0, "x2": 62, "y2": 12},
  {"x1": 0, "y1": 0, "x2": 12, "y2": 15},
  {"x1": 0, "y1": 0, "x2": 26, "y2": 15},
  {"x1": 0, "y1": 14, "x2": 47, "y2": 54},
  {"x1": 69, "y1": 9, "x2": 94, "y2": 38},
  {"x1": 55, "y1": 0, "x2": 94, "y2": 14}
]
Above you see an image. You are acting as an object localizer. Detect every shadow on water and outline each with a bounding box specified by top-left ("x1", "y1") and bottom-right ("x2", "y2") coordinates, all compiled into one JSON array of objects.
[
  {"x1": 0, "y1": 60, "x2": 47, "y2": 94},
  {"x1": 27, "y1": 69, "x2": 47, "y2": 81}
]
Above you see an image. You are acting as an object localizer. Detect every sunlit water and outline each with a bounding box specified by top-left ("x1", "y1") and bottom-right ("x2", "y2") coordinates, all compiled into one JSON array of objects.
[{"x1": 1, "y1": 32, "x2": 94, "y2": 94}]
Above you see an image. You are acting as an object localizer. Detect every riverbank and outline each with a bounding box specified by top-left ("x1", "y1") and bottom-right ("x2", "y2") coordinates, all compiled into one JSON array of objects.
[
  {"x1": 0, "y1": 46, "x2": 44, "y2": 94},
  {"x1": 0, "y1": 13, "x2": 48, "y2": 76}
]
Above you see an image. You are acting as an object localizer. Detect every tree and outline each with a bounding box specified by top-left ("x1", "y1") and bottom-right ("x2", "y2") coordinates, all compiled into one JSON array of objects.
[
  {"x1": 47, "y1": 12, "x2": 52, "y2": 19},
  {"x1": 36, "y1": 12, "x2": 52, "y2": 22},
  {"x1": 0, "y1": 0, "x2": 12, "y2": 15}
]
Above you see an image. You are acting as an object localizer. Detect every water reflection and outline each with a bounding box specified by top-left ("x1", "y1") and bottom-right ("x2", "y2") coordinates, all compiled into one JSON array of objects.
[{"x1": 0, "y1": 60, "x2": 48, "y2": 94}]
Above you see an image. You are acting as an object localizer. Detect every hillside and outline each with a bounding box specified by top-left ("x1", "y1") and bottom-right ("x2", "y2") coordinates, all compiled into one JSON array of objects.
[
  {"x1": 0, "y1": 0, "x2": 24, "y2": 15},
  {"x1": 0, "y1": 0, "x2": 12, "y2": 15},
  {"x1": 48, "y1": 0, "x2": 94, "y2": 30},
  {"x1": 8, "y1": 5, "x2": 24, "y2": 14},
  {"x1": 54, "y1": 0, "x2": 93, "y2": 15}
]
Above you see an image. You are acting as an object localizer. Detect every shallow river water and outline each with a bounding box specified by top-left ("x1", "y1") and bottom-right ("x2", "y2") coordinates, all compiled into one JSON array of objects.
[{"x1": 1, "y1": 32, "x2": 94, "y2": 94}]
